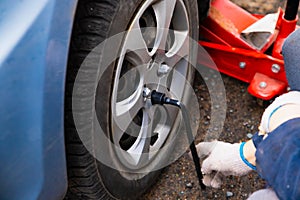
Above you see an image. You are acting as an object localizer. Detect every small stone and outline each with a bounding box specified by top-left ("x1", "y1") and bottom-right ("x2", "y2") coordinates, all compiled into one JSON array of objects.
[
  {"x1": 247, "y1": 133, "x2": 253, "y2": 139},
  {"x1": 185, "y1": 182, "x2": 193, "y2": 189},
  {"x1": 226, "y1": 191, "x2": 234, "y2": 197},
  {"x1": 229, "y1": 109, "x2": 234, "y2": 113}
]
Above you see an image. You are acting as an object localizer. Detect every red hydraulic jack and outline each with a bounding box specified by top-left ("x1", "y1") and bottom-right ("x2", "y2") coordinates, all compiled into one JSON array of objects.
[{"x1": 198, "y1": 0, "x2": 299, "y2": 100}]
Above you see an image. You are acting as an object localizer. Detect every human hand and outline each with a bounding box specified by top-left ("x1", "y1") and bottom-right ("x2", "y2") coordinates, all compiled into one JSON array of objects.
[
  {"x1": 247, "y1": 189, "x2": 279, "y2": 200},
  {"x1": 259, "y1": 91, "x2": 300, "y2": 134},
  {"x1": 195, "y1": 141, "x2": 253, "y2": 188}
]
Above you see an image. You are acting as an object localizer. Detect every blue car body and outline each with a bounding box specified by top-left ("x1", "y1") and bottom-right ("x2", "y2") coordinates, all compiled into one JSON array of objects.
[{"x1": 0, "y1": 0, "x2": 78, "y2": 199}]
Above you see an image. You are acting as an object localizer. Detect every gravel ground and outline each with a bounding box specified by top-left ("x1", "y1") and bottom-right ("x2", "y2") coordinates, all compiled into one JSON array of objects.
[
  {"x1": 142, "y1": 70, "x2": 266, "y2": 200},
  {"x1": 142, "y1": 1, "x2": 294, "y2": 199}
]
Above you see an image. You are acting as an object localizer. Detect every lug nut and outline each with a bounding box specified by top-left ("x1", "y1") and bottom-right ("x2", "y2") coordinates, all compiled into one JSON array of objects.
[
  {"x1": 143, "y1": 87, "x2": 151, "y2": 99},
  {"x1": 157, "y1": 64, "x2": 170, "y2": 77}
]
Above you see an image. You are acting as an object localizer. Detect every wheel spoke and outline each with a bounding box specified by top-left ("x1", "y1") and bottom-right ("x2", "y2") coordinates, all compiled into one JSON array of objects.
[
  {"x1": 169, "y1": 68, "x2": 187, "y2": 99},
  {"x1": 124, "y1": 22, "x2": 152, "y2": 65},
  {"x1": 149, "y1": 106, "x2": 172, "y2": 154},
  {"x1": 127, "y1": 108, "x2": 153, "y2": 165},
  {"x1": 152, "y1": 0, "x2": 177, "y2": 51},
  {"x1": 165, "y1": 30, "x2": 189, "y2": 67},
  {"x1": 113, "y1": 89, "x2": 144, "y2": 144}
]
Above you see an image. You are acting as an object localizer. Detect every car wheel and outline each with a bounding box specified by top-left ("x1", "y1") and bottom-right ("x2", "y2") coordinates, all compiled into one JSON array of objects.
[{"x1": 65, "y1": 0, "x2": 199, "y2": 199}]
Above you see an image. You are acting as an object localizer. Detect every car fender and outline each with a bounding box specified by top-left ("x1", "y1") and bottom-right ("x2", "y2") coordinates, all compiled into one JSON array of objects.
[{"x1": 0, "y1": 0, "x2": 78, "y2": 199}]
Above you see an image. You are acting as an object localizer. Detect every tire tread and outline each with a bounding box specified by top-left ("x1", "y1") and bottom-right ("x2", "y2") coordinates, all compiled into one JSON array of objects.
[{"x1": 65, "y1": 0, "x2": 118, "y2": 199}]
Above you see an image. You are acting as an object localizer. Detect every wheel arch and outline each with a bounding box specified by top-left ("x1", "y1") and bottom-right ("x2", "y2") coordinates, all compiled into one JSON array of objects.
[{"x1": 197, "y1": 0, "x2": 210, "y2": 22}]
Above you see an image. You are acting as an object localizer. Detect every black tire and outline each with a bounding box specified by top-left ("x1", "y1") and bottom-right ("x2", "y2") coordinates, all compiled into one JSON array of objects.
[{"x1": 65, "y1": 0, "x2": 199, "y2": 199}]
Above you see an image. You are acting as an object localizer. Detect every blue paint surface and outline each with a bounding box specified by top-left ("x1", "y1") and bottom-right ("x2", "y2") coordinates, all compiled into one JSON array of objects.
[{"x1": 0, "y1": 1, "x2": 77, "y2": 199}]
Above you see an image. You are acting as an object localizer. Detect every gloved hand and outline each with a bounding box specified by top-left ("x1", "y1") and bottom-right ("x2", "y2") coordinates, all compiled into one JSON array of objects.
[
  {"x1": 259, "y1": 91, "x2": 300, "y2": 134},
  {"x1": 195, "y1": 141, "x2": 253, "y2": 188},
  {"x1": 247, "y1": 189, "x2": 279, "y2": 200}
]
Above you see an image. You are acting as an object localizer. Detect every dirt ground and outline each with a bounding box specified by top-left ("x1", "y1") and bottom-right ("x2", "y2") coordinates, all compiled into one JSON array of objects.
[
  {"x1": 142, "y1": 1, "x2": 293, "y2": 199},
  {"x1": 142, "y1": 70, "x2": 266, "y2": 200}
]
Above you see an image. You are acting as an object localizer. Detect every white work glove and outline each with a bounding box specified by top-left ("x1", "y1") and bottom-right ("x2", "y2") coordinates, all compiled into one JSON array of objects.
[
  {"x1": 259, "y1": 91, "x2": 300, "y2": 134},
  {"x1": 195, "y1": 141, "x2": 253, "y2": 188},
  {"x1": 247, "y1": 189, "x2": 279, "y2": 200}
]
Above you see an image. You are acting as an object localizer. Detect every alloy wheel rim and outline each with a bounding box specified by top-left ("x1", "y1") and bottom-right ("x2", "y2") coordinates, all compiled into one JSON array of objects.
[{"x1": 111, "y1": 0, "x2": 190, "y2": 169}]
